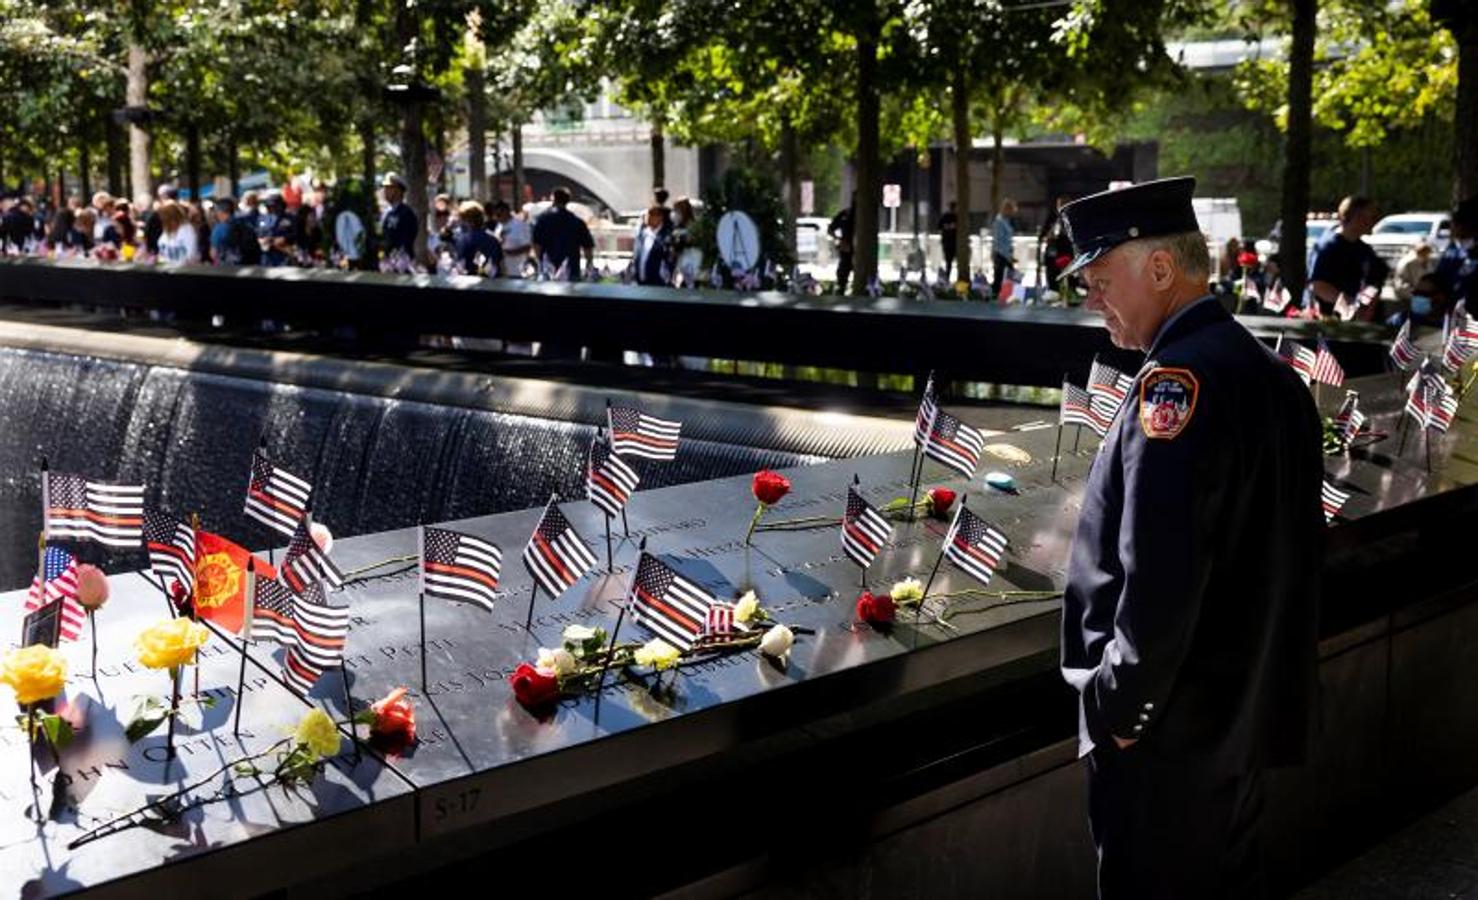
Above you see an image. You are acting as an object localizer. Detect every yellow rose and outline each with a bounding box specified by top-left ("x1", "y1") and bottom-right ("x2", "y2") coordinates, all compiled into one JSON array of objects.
[
  {"x1": 891, "y1": 577, "x2": 925, "y2": 604},
  {"x1": 134, "y1": 618, "x2": 210, "y2": 670},
  {"x1": 633, "y1": 639, "x2": 682, "y2": 671},
  {"x1": 733, "y1": 591, "x2": 760, "y2": 624},
  {"x1": 0, "y1": 645, "x2": 67, "y2": 705},
  {"x1": 295, "y1": 708, "x2": 341, "y2": 758}
]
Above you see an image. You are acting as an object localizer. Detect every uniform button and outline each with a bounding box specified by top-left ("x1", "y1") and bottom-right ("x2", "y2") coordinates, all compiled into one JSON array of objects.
[
  {"x1": 1143, "y1": 702, "x2": 1154, "y2": 710},
  {"x1": 1133, "y1": 724, "x2": 1144, "y2": 733},
  {"x1": 1139, "y1": 713, "x2": 1150, "y2": 722}
]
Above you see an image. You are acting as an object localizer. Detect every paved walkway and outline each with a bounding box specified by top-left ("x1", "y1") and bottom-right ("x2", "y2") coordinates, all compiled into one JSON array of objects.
[{"x1": 1296, "y1": 787, "x2": 1478, "y2": 899}]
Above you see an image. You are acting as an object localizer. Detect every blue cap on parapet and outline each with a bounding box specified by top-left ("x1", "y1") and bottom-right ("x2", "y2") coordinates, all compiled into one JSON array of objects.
[{"x1": 1058, "y1": 177, "x2": 1200, "y2": 278}]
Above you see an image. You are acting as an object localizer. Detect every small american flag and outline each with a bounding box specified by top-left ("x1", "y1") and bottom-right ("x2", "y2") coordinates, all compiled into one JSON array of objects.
[
  {"x1": 1312, "y1": 338, "x2": 1345, "y2": 386},
  {"x1": 45, "y1": 472, "x2": 144, "y2": 548},
  {"x1": 522, "y1": 500, "x2": 597, "y2": 598},
  {"x1": 608, "y1": 404, "x2": 682, "y2": 461},
  {"x1": 943, "y1": 505, "x2": 1009, "y2": 587},
  {"x1": 587, "y1": 430, "x2": 639, "y2": 518},
  {"x1": 144, "y1": 509, "x2": 195, "y2": 597},
  {"x1": 703, "y1": 601, "x2": 746, "y2": 637},
  {"x1": 914, "y1": 372, "x2": 938, "y2": 446},
  {"x1": 1389, "y1": 320, "x2": 1419, "y2": 370},
  {"x1": 244, "y1": 449, "x2": 311, "y2": 537},
  {"x1": 1275, "y1": 336, "x2": 1316, "y2": 385},
  {"x1": 1060, "y1": 381, "x2": 1113, "y2": 438},
  {"x1": 26, "y1": 546, "x2": 84, "y2": 642},
  {"x1": 1087, "y1": 358, "x2": 1134, "y2": 422},
  {"x1": 281, "y1": 514, "x2": 344, "y2": 594},
  {"x1": 841, "y1": 484, "x2": 894, "y2": 569},
  {"x1": 1321, "y1": 479, "x2": 1350, "y2": 524},
  {"x1": 421, "y1": 525, "x2": 502, "y2": 614},
  {"x1": 1332, "y1": 391, "x2": 1366, "y2": 446},
  {"x1": 250, "y1": 577, "x2": 350, "y2": 696},
  {"x1": 627, "y1": 551, "x2": 716, "y2": 651},
  {"x1": 1263, "y1": 280, "x2": 1291, "y2": 314},
  {"x1": 920, "y1": 408, "x2": 985, "y2": 478},
  {"x1": 1441, "y1": 314, "x2": 1478, "y2": 374},
  {"x1": 1405, "y1": 370, "x2": 1460, "y2": 433}
]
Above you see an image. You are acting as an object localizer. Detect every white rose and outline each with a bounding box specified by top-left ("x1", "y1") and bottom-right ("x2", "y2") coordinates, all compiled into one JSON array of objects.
[
  {"x1": 536, "y1": 647, "x2": 577, "y2": 676},
  {"x1": 757, "y1": 624, "x2": 794, "y2": 661}
]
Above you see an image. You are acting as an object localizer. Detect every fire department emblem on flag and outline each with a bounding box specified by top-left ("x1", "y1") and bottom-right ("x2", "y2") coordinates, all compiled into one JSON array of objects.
[
  {"x1": 1138, "y1": 368, "x2": 1198, "y2": 440},
  {"x1": 196, "y1": 551, "x2": 241, "y2": 609}
]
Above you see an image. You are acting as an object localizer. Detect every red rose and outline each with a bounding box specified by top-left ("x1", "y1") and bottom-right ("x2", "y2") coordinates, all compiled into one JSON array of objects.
[
  {"x1": 856, "y1": 591, "x2": 897, "y2": 625},
  {"x1": 1237, "y1": 251, "x2": 1259, "y2": 267},
  {"x1": 752, "y1": 470, "x2": 791, "y2": 506},
  {"x1": 1054, "y1": 254, "x2": 1073, "y2": 270},
  {"x1": 925, "y1": 487, "x2": 956, "y2": 519},
  {"x1": 370, "y1": 687, "x2": 417, "y2": 743},
  {"x1": 509, "y1": 662, "x2": 561, "y2": 709}
]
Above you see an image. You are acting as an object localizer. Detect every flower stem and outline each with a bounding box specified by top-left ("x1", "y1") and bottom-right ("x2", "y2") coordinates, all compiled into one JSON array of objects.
[{"x1": 743, "y1": 502, "x2": 766, "y2": 545}]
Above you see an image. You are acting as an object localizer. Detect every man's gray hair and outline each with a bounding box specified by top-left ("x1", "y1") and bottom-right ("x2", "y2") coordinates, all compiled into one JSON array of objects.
[{"x1": 1131, "y1": 230, "x2": 1211, "y2": 281}]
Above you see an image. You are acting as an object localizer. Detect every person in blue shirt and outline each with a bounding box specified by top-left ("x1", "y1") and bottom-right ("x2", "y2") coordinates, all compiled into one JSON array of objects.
[
  {"x1": 209, "y1": 198, "x2": 235, "y2": 264},
  {"x1": 451, "y1": 201, "x2": 503, "y2": 276},
  {"x1": 1304, "y1": 195, "x2": 1388, "y2": 318},
  {"x1": 379, "y1": 173, "x2": 419, "y2": 261},
  {"x1": 991, "y1": 198, "x2": 1017, "y2": 301},
  {"x1": 1434, "y1": 196, "x2": 1477, "y2": 312},
  {"x1": 259, "y1": 193, "x2": 296, "y2": 266},
  {"x1": 530, "y1": 186, "x2": 594, "y2": 279}
]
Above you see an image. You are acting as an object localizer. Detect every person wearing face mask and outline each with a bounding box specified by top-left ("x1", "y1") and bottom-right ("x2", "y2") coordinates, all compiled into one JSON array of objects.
[
  {"x1": 1391, "y1": 273, "x2": 1451, "y2": 328},
  {"x1": 1058, "y1": 177, "x2": 1323, "y2": 899},
  {"x1": 1434, "y1": 196, "x2": 1478, "y2": 313}
]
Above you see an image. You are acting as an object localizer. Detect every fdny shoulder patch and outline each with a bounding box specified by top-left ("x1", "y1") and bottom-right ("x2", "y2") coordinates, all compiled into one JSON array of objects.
[{"x1": 1138, "y1": 368, "x2": 1199, "y2": 440}]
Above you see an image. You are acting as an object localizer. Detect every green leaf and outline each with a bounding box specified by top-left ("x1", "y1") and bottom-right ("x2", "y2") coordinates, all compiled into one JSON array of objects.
[
  {"x1": 40, "y1": 713, "x2": 72, "y2": 750},
  {"x1": 351, "y1": 709, "x2": 378, "y2": 727},
  {"x1": 233, "y1": 762, "x2": 261, "y2": 778},
  {"x1": 126, "y1": 711, "x2": 169, "y2": 744},
  {"x1": 198, "y1": 695, "x2": 218, "y2": 709},
  {"x1": 176, "y1": 701, "x2": 203, "y2": 732}
]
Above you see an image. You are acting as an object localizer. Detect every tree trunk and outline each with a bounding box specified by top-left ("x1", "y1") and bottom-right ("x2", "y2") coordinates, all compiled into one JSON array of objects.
[
  {"x1": 105, "y1": 115, "x2": 124, "y2": 196},
  {"x1": 227, "y1": 134, "x2": 240, "y2": 196},
  {"x1": 186, "y1": 123, "x2": 201, "y2": 202},
  {"x1": 466, "y1": 61, "x2": 487, "y2": 202},
  {"x1": 990, "y1": 113, "x2": 1004, "y2": 219},
  {"x1": 433, "y1": 113, "x2": 448, "y2": 195},
  {"x1": 952, "y1": 65, "x2": 972, "y2": 281},
  {"x1": 1280, "y1": 0, "x2": 1316, "y2": 302},
  {"x1": 512, "y1": 123, "x2": 525, "y2": 209},
  {"x1": 1455, "y1": 17, "x2": 1478, "y2": 202},
  {"x1": 650, "y1": 115, "x2": 666, "y2": 191},
  {"x1": 358, "y1": 117, "x2": 377, "y2": 268},
  {"x1": 853, "y1": 28, "x2": 881, "y2": 295},
  {"x1": 400, "y1": 102, "x2": 430, "y2": 263},
  {"x1": 126, "y1": 42, "x2": 151, "y2": 209},
  {"x1": 79, "y1": 133, "x2": 92, "y2": 201},
  {"x1": 781, "y1": 117, "x2": 799, "y2": 258}
]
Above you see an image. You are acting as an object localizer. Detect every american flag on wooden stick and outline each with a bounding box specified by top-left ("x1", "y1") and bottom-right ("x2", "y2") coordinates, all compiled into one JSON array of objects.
[
  {"x1": 1312, "y1": 338, "x2": 1345, "y2": 387},
  {"x1": 841, "y1": 484, "x2": 893, "y2": 569},
  {"x1": 244, "y1": 449, "x2": 311, "y2": 537},
  {"x1": 587, "y1": 430, "x2": 639, "y2": 518},
  {"x1": 920, "y1": 408, "x2": 985, "y2": 478},
  {"x1": 1321, "y1": 479, "x2": 1351, "y2": 524},
  {"x1": 26, "y1": 546, "x2": 84, "y2": 642},
  {"x1": 1060, "y1": 380, "x2": 1113, "y2": 438},
  {"x1": 608, "y1": 404, "x2": 682, "y2": 461},
  {"x1": 1389, "y1": 320, "x2": 1419, "y2": 370},
  {"x1": 1087, "y1": 358, "x2": 1134, "y2": 422},
  {"x1": 1275, "y1": 336, "x2": 1317, "y2": 386},
  {"x1": 627, "y1": 552, "x2": 716, "y2": 651},
  {"x1": 281, "y1": 514, "x2": 344, "y2": 594},
  {"x1": 1332, "y1": 391, "x2": 1366, "y2": 446},
  {"x1": 45, "y1": 472, "x2": 144, "y2": 548},
  {"x1": 421, "y1": 526, "x2": 502, "y2": 614},
  {"x1": 522, "y1": 500, "x2": 597, "y2": 598},
  {"x1": 943, "y1": 505, "x2": 1009, "y2": 587},
  {"x1": 144, "y1": 509, "x2": 195, "y2": 597}
]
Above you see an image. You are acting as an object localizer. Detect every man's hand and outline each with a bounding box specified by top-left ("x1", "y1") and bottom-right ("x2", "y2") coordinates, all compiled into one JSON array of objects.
[{"x1": 1113, "y1": 735, "x2": 1138, "y2": 750}]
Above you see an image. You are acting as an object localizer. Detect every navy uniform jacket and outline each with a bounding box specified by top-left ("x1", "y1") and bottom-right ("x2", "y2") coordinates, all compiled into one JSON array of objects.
[
  {"x1": 381, "y1": 202, "x2": 418, "y2": 257},
  {"x1": 1061, "y1": 298, "x2": 1323, "y2": 772}
]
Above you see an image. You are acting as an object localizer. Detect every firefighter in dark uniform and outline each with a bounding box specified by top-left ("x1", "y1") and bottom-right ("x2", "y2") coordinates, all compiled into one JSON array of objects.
[{"x1": 1057, "y1": 177, "x2": 1324, "y2": 899}]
